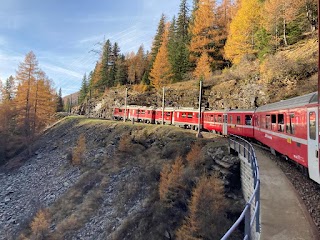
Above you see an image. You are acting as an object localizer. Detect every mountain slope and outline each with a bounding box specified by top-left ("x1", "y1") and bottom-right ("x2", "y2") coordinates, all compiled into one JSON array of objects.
[{"x1": 0, "y1": 117, "x2": 244, "y2": 239}]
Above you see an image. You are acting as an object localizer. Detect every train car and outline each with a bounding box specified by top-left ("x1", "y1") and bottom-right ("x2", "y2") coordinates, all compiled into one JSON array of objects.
[
  {"x1": 227, "y1": 109, "x2": 254, "y2": 138},
  {"x1": 125, "y1": 106, "x2": 156, "y2": 123},
  {"x1": 113, "y1": 106, "x2": 129, "y2": 120},
  {"x1": 155, "y1": 108, "x2": 174, "y2": 124},
  {"x1": 137, "y1": 107, "x2": 156, "y2": 123},
  {"x1": 127, "y1": 106, "x2": 139, "y2": 121},
  {"x1": 173, "y1": 108, "x2": 202, "y2": 130},
  {"x1": 254, "y1": 92, "x2": 320, "y2": 184},
  {"x1": 203, "y1": 110, "x2": 226, "y2": 135}
]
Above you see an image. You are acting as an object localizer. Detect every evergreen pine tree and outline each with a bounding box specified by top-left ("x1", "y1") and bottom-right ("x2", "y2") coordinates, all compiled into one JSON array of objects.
[
  {"x1": 115, "y1": 54, "x2": 128, "y2": 85},
  {"x1": 79, "y1": 73, "x2": 88, "y2": 103},
  {"x1": 98, "y1": 39, "x2": 112, "y2": 91},
  {"x1": 56, "y1": 88, "x2": 64, "y2": 112},
  {"x1": 150, "y1": 14, "x2": 166, "y2": 65}
]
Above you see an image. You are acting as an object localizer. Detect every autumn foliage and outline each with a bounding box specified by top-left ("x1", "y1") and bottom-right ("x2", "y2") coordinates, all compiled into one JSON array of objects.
[
  {"x1": 159, "y1": 156, "x2": 185, "y2": 205},
  {"x1": 72, "y1": 134, "x2": 86, "y2": 166},
  {"x1": 30, "y1": 209, "x2": 50, "y2": 239},
  {"x1": 150, "y1": 22, "x2": 173, "y2": 89},
  {"x1": 193, "y1": 52, "x2": 212, "y2": 81},
  {"x1": 177, "y1": 176, "x2": 230, "y2": 240}
]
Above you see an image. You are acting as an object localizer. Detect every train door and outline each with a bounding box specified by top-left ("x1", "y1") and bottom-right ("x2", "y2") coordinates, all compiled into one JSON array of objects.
[
  {"x1": 223, "y1": 113, "x2": 228, "y2": 135},
  {"x1": 307, "y1": 108, "x2": 320, "y2": 184}
]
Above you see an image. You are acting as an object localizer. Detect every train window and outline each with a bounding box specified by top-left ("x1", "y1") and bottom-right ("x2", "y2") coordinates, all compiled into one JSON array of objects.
[
  {"x1": 271, "y1": 114, "x2": 276, "y2": 130},
  {"x1": 245, "y1": 115, "x2": 252, "y2": 125},
  {"x1": 218, "y1": 115, "x2": 222, "y2": 123},
  {"x1": 309, "y1": 112, "x2": 316, "y2": 140},
  {"x1": 229, "y1": 116, "x2": 233, "y2": 123},
  {"x1": 188, "y1": 113, "x2": 193, "y2": 118},
  {"x1": 237, "y1": 116, "x2": 241, "y2": 124},
  {"x1": 196, "y1": 114, "x2": 199, "y2": 118},
  {"x1": 278, "y1": 114, "x2": 284, "y2": 132},
  {"x1": 166, "y1": 112, "x2": 171, "y2": 116},
  {"x1": 266, "y1": 115, "x2": 271, "y2": 129},
  {"x1": 119, "y1": 109, "x2": 122, "y2": 112},
  {"x1": 182, "y1": 113, "x2": 186, "y2": 118},
  {"x1": 286, "y1": 114, "x2": 295, "y2": 135},
  {"x1": 214, "y1": 115, "x2": 217, "y2": 122},
  {"x1": 148, "y1": 111, "x2": 150, "y2": 114}
]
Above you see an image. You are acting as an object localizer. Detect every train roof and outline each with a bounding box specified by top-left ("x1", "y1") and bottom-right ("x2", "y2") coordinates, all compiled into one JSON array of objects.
[{"x1": 255, "y1": 92, "x2": 318, "y2": 112}]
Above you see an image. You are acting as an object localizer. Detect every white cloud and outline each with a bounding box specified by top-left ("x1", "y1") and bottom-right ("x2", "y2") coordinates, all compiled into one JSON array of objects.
[{"x1": 41, "y1": 63, "x2": 83, "y2": 79}]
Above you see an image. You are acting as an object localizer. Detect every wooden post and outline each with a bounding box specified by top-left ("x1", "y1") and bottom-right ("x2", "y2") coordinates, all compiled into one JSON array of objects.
[
  {"x1": 162, "y1": 87, "x2": 165, "y2": 125},
  {"x1": 197, "y1": 81, "x2": 203, "y2": 138},
  {"x1": 124, "y1": 87, "x2": 128, "y2": 122}
]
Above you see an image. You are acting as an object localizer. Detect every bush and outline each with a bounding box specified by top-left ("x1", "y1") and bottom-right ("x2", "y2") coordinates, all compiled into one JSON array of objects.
[
  {"x1": 72, "y1": 134, "x2": 86, "y2": 166},
  {"x1": 186, "y1": 142, "x2": 204, "y2": 168},
  {"x1": 159, "y1": 156, "x2": 185, "y2": 206},
  {"x1": 30, "y1": 209, "x2": 50, "y2": 240},
  {"x1": 176, "y1": 176, "x2": 231, "y2": 240},
  {"x1": 118, "y1": 133, "x2": 133, "y2": 152}
]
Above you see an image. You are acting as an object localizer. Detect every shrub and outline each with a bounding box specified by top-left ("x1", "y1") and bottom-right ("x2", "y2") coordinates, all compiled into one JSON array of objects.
[
  {"x1": 159, "y1": 156, "x2": 185, "y2": 206},
  {"x1": 186, "y1": 142, "x2": 204, "y2": 168},
  {"x1": 30, "y1": 209, "x2": 50, "y2": 240},
  {"x1": 176, "y1": 176, "x2": 231, "y2": 240},
  {"x1": 118, "y1": 133, "x2": 133, "y2": 152},
  {"x1": 72, "y1": 134, "x2": 86, "y2": 166}
]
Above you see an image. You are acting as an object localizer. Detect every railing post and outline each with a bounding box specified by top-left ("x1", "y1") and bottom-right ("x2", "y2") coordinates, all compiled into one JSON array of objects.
[
  {"x1": 245, "y1": 205, "x2": 251, "y2": 240},
  {"x1": 256, "y1": 180, "x2": 261, "y2": 233}
]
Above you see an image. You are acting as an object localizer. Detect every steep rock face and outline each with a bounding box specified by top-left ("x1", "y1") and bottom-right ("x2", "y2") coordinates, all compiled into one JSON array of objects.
[{"x1": 74, "y1": 78, "x2": 267, "y2": 119}]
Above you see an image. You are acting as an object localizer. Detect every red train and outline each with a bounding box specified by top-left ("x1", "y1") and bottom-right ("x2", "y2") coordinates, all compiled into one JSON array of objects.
[{"x1": 113, "y1": 91, "x2": 320, "y2": 184}]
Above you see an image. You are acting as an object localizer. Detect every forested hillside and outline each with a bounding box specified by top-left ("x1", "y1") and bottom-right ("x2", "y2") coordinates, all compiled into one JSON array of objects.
[{"x1": 77, "y1": 0, "x2": 318, "y2": 102}]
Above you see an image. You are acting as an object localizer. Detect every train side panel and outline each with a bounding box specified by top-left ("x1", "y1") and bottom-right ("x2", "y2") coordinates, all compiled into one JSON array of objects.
[
  {"x1": 203, "y1": 111, "x2": 224, "y2": 134},
  {"x1": 155, "y1": 109, "x2": 173, "y2": 124},
  {"x1": 227, "y1": 111, "x2": 254, "y2": 138},
  {"x1": 173, "y1": 109, "x2": 202, "y2": 129},
  {"x1": 254, "y1": 107, "x2": 309, "y2": 167}
]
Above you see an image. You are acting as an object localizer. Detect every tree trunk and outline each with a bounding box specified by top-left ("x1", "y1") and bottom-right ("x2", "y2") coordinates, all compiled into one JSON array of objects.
[{"x1": 283, "y1": 18, "x2": 288, "y2": 46}]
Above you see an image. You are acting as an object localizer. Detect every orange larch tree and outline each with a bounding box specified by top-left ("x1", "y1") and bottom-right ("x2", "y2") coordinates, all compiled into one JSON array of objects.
[
  {"x1": 193, "y1": 52, "x2": 212, "y2": 81},
  {"x1": 150, "y1": 22, "x2": 173, "y2": 89},
  {"x1": 15, "y1": 52, "x2": 56, "y2": 142},
  {"x1": 176, "y1": 176, "x2": 230, "y2": 239},
  {"x1": 189, "y1": 0, "x2": 217, "y2": 66},
  {"x1": 15, "y1": 51, "x2": 39, "y2": 138},
  {"x1": 224, "y1": 0, "x2": 263, "y2": 64}
]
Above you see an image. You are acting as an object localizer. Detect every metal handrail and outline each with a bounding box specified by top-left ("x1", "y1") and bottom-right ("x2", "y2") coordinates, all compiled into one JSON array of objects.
[{"x1": 221, "y1": 135, "x2": 261, "y2": 240}]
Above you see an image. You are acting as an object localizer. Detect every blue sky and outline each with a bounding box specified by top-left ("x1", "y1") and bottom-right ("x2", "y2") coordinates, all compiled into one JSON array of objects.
[{"x1": 0, "y1": 0, "x2": 190, "y2": 96}]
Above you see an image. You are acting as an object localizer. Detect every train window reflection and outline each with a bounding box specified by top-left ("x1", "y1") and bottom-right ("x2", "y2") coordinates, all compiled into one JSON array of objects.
[
  {"x1": 245, "y1": 115, "x2": 252, "y2": 125},
  {"x1": 309, "y1": 112, "x2": 316, "y2": 140},
  {"x1": 286, "y1": 114, "x2": 295, "y2": 135},
  {"x1": 278, "y1": 114, "x2": 284, "y2": 132}
]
